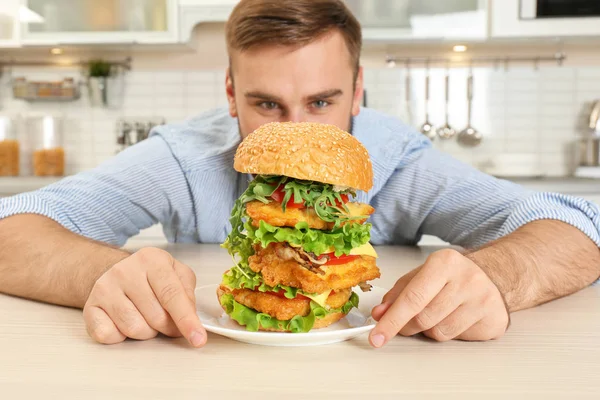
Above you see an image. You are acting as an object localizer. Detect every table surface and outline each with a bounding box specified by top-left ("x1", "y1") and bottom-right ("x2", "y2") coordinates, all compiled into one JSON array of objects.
[{"x1": 2, "y1": 244, "x2": 599, "y2": 399}]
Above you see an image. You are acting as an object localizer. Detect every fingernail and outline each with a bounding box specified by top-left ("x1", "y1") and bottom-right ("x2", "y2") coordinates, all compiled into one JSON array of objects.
[
  {"x1": 190, "y1": 330, "x2": 205, "y2": 347},
  {"x1": 371, "y1": 333, "x2": 385, "y2": 348}
]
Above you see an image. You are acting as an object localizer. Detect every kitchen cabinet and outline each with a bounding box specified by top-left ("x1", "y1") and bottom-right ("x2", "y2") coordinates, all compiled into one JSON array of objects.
[
  {"x1": 20, "y1": 0, "x2": 179, "y2": 45},
  {"x1": 492, "y1": 0, "x2": 600, "y2": 38},
  {"x1": 0, "y1": 0, "x2": 21, "y2": 48},
  {"x1": 344, "y1": 0, "x2": 488, "y2": 41},
  {"x1": 178, "y1": 0, "x2": 238, "y2": 43}
]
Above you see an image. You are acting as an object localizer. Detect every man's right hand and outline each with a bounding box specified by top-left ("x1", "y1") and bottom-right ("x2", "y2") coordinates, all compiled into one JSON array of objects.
[{"x1": 83, "y1": 247, "x2": 207, "y2": 347}]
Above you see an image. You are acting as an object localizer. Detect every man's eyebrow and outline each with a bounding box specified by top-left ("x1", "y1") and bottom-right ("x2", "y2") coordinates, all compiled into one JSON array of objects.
[
  {"x1": 245, "y1": 91, "x2": 283, "y2": 102},
  {"x1": 306, "y1": 89, "x2": 343, "y2": 101}
]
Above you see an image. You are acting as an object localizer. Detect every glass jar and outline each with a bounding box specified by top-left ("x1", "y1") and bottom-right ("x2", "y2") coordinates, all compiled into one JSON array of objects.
[
  {"x1": 26, "y1": 115, "x2": 65, "y2": 177},
  {"x1": 0, "y1": 115, "x2": 19, "y2": 177}
]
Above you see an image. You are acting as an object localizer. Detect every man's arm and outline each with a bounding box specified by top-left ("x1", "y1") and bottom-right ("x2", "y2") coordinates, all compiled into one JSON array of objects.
[
  {"x1": 0, "y1": 135, "x2": 207, "y2": 346},
  {"x1": 0, "y1": 214, "x2": 129, "y2": 308},
  {"x1": 368, "y1": 219, "x2": 600, "y2": 348},
  {"x1": 360, "y1": 112, "x2": 600, "y2": 346},
  {"x1": 0, "y1": 214, "x2": 206, "y2": 347},
  {"x1": 466, "y1": 219, "x2": 600, "y2": 312}
]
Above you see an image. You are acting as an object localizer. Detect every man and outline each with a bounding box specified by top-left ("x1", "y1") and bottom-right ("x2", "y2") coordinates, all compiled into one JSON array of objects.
[{"x1": 0, "y1": 0, "x2": 599, "y2": 349}]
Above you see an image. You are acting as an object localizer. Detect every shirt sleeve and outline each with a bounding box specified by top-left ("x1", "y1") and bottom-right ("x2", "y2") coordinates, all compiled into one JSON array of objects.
[
  {"x1": 370, "y1": 136, "x2": 600, "y2": 249},
  {"x1": 0, "y1": 135, "x2": 195, "y2": 246}
]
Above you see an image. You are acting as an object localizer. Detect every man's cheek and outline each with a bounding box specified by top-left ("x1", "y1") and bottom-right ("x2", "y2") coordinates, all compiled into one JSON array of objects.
[{"x1": 238, "y1": 110, "x2": 267, "y2": 139}]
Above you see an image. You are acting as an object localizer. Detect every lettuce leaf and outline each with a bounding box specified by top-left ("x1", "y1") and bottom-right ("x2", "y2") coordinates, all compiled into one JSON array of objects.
[
  {"x1": 219, "y1": 292, "x2": 359, "y2": 333},
  {"x1": 221, "y1": 269, "x2": 301, "y2": 299},
  {"x1": 248, "y1": 220, "x2": 372, "y2": 257}
]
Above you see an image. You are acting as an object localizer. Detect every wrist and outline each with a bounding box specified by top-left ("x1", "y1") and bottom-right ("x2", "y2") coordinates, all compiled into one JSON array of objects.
[
  {"x1": 77, "y1": 246, "x2": 131, "y2": 308},
  {"x1": 464, "y1": 252, "x2": 513, "y2": 330},
  {"x1": 464, "y1": 246, "x2": 533, "y2": 313}
]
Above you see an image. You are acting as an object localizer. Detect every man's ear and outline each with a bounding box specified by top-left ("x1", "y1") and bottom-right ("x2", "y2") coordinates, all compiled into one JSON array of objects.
[
  {"x1": 352, "y1": 66, "x2": 364, "y2": 116},
  {"x1": 225, "y1": 67, "x2": 237, "y2": 118}
]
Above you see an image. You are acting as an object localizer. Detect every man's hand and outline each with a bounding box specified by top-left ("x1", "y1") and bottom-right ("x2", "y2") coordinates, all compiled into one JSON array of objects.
[
  {"x1": 83, "y1": 247, "x2": 207, "y2": 348},
  {"x1": 368, "y1": 249, "x2": 509, "y2": 348}
]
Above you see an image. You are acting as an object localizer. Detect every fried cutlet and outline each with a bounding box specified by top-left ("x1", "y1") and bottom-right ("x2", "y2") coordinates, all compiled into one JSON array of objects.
[
  {"x1": 248, "y1": 243, "x2": 381, "y2": 294},
  {"x1": 246, "y1": 200, "x2": 374, "y2": 230},
  {"x1": 217, "y1": 284, "x2": 352, "y2": 321}
]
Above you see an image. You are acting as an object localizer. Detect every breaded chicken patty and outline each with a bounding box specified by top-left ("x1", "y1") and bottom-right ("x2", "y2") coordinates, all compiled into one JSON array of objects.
[
  {"x1": 246, "y1": 200, "x2": 374, "y2": 230},
  {"x1": 217, "y1": 285, "x2": 352, "y2": 321},
  {"x1": 248, "y1": 243, "x2": 381, "y2": 294}
]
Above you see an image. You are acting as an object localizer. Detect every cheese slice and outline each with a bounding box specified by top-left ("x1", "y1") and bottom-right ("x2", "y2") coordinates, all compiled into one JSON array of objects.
[
  {"x1": 349, "y1": 242, "x2": 378, "y2": 258},
  {"x1": 301, "y1": 290, "x2": 331, "y2": 308}
]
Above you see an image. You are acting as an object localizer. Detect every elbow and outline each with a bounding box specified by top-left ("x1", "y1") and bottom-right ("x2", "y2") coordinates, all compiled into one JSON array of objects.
[{"x1": 577, "y1": 242, "x2": 600, "y2": 288}]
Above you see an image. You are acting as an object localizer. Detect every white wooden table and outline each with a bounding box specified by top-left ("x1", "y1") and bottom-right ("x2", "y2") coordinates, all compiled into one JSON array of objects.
[{"x1": 1, "y1": 244, "x2": 599, "y2": 399}]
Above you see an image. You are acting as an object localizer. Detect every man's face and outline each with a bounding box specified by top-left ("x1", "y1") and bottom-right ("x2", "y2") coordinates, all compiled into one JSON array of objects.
[{"x1": 226, "y1": 30, "x2": 364, "y2": 139}]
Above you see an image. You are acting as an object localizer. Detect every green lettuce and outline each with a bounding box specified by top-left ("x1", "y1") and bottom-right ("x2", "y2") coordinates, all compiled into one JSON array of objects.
[
  {"x1": 221, "y1": 268, "x2": 301, "y2": 299},
  {"x1": 219, "y1": 292, "x2": 360, "y2": 333},
  {"x1": 247, "y1": 220, "x2": 372, "y2": 257}
]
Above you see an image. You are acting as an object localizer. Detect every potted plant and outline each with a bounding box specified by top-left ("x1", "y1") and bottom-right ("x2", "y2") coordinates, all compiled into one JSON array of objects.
[{"x1": 87, "y1": 59, "x2": 112, "y2": 107}]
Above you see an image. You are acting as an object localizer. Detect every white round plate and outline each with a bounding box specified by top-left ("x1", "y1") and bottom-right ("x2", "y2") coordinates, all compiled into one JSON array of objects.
[{"x1": 196, "y1": 284, "x2": 386, "y2": 347}]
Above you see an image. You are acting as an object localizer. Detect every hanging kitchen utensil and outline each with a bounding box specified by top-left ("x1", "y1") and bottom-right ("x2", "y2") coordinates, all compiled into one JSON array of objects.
[
  {"x1": 420, "y1": 59, "x2": 435, "y2": 140},
  {"x1": 437, "y1": 65, "x2": 456, "y2": 140},
  {"x1": 457, "y1": 66, "x2": 483, "y2": 147}
]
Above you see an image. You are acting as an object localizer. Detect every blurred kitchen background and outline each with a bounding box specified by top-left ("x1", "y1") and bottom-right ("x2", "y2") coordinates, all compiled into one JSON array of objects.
[{"x1": 1, "y1": 0, "x2": 600, "y2": 245}]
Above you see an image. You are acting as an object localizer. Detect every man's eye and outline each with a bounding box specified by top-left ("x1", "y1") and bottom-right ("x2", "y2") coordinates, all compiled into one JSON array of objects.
[
  {"x1": 259, "y1": 102, "x2": 279, "y2": 110},
  {"x1": 312, "y1": 100, "x2": 329, "y2": 109}
]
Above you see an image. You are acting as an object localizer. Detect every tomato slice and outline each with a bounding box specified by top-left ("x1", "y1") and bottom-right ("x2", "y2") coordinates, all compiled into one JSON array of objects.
[
  {"x1": 270, "y1": 186, "x2": 305, "y2": 209},
  {"x1": 333, "y1": 194, "x2": 350, "y2": 208},
  {"x1": 318, "y1": 252, "x2": 359, "y2": 265}
]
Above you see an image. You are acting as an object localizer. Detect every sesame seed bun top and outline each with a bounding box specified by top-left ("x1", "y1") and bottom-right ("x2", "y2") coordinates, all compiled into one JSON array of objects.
[{"x1": 234, "y1": 122, "x2": 373, "y2": 192}]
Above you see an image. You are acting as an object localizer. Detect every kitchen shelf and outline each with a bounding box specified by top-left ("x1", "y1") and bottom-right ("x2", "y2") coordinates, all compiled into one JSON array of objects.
[{"x1": 0, "y1": 176, "x2": 63, "y2": 196}]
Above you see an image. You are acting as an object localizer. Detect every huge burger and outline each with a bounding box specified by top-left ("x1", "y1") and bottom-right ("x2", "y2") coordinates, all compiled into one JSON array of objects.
[{"x1": 218, "y1": 122, "x2": 380, "y2": 332}]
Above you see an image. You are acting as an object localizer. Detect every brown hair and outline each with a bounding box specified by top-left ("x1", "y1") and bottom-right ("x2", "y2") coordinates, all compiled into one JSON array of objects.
[{"x1": 226, "y1": 0, "x2": 362, "y2": 77}]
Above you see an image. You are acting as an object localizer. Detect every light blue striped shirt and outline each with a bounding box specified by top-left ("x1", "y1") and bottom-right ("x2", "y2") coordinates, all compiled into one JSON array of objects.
[{"x1": 2, "y1": 107, "x2": 600, "y2": 254}]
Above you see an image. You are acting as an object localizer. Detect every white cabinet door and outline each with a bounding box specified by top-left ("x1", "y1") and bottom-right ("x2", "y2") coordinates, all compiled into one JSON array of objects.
[
  {"x1": 345, "y1": 0, "x2": 488, "y2": 41},
  {"x1": 178, "y1": 0, "x2": 238, "y2": 43},
  {"x1": 492, "y1": 0, "x2": 600, "y2": 37},
  {"x1": 21, "y1": 0, "x2": 179, "y2": 45},
  {"x1": 0, "y1": 0, "x2": 21, "y2": 48}
]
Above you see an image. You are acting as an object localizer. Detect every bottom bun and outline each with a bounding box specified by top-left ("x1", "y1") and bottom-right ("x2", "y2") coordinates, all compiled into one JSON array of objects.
[{"x1": 217, "y1": 285, "x2": 348, "y2": 332}]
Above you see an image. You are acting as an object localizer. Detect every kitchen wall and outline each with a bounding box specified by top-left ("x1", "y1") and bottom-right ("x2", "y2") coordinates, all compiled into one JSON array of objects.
[{"x1": 1, "y1": 24, "x2": 600, "y2": 177}]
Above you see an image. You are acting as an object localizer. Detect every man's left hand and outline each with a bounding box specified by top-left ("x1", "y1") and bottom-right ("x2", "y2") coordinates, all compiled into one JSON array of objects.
[{"x1": 369, "y1": 249, "x2": 509, "y2": 348}]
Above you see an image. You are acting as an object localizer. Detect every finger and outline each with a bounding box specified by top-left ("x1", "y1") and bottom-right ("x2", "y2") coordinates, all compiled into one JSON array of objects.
[
  {"x1": 371, "y1": 267, "x2": 421, "y2": 321},
  {"x1": 83, "y1": 305, "x2": 127, "y2": 345},
  {"x1": 423, "y1": 304, "x2": 483, "y2": 342},
  {"x1": 173, "y1": 260, "x2": 197, "y2": 303},
  {"x1": 369, "y1": 265, "x2": 448, "y2": 348},
  {"x1": 123, "y1": 280, "x2": 182, "y2": 338},
  {"x1": 456, "y1": 312, "x2": 509, "y2": 342},
  {"x1": 400, "y1": 282, "x2": 464, "y2": 337},
  {"x1": 104, "y1": 293, "x2": 158, "y2": 341},
  {"x1": 147, "y1": 262, "x2": 207, "y2": 348}
]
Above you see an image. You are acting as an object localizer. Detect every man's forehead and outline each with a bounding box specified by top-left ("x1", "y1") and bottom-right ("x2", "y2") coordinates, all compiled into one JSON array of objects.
[{"x1": 229, "y1": 31, "x2": 353, "y2": 76}]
